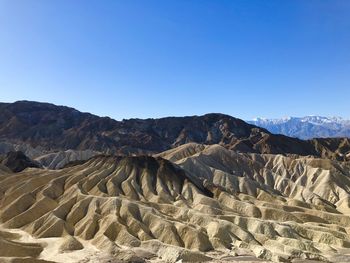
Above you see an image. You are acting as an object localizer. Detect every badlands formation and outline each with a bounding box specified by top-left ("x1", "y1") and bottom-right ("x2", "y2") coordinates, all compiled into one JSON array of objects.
[{"x1": 1, "y1": 143, "x2": 350, "y2": 262}]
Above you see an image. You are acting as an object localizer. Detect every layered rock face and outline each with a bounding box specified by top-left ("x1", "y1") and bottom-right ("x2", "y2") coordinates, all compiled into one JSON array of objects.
[{"x1": 1, "y1": 144, "x2": 350, "y2": 262}]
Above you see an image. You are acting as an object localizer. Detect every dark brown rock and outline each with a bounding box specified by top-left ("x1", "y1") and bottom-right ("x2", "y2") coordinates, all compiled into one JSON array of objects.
[
  {"x1": 0, "y1": 151, "x2": 41, "y2": 172},
  {"x1": 0, "y1": 101, "x2": 348, "y2": 161}
]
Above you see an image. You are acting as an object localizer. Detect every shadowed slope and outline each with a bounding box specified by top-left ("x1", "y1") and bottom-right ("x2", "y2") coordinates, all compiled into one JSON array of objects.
[{"x1": 0, "y1": 151, "x2": 41, "y2": 172}]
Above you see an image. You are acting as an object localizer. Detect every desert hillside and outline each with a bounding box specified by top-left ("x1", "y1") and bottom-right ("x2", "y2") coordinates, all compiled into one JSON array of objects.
[{"x1": 1, "y1": 144, "x2": 350, "y2": 262}]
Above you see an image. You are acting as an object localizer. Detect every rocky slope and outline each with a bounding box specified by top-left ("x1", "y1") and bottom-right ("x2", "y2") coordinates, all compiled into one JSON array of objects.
[
  {"x1": 1, "y1": 144, "x2": 350, "y2": 262},
  {"x1": 0, "y1": 101, "x2": 349, "y2": 161},
  {"x1": 248, "y1": 116, "x2": 350, "y2": 140}
]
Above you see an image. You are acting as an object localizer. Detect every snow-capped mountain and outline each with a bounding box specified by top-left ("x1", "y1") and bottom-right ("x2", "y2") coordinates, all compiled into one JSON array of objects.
[{"x1": 248, "y1": 116, "x2": 350, "y2": 139}]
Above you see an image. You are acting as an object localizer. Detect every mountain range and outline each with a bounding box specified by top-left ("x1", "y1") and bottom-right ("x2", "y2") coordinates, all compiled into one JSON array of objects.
[
  {"x1": 0, "y1": 101, "x2": 349, "y2": 163},
  {"x1": 248, "y1": 116, "x2": 350, "y2": 140}
]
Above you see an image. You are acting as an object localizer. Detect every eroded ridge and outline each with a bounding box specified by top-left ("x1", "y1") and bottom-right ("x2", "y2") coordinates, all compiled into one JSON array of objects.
[{"x1": 1, "y1": 145, "x2": 350, "y2": 262}]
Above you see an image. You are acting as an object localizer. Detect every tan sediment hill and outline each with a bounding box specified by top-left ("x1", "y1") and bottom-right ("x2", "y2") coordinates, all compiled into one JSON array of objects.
[
  {"x1": 158, "y1": 143, "x2": 350, "y2": 212},
  {"x1": 0, "y1": 227, "x2": 55, "y2": 263},
  {"x1": 1, "y1": 145, "x2": 350, "y2": 262}
]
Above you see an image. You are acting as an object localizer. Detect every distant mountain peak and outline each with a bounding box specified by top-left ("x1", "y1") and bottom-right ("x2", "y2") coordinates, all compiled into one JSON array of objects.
[{"x1": 248, "y1": 116, "x2": 350, "y2": 139}]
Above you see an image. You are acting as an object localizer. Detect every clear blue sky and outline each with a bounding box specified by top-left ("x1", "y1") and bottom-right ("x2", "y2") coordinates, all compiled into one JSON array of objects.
[{"x1": 1, "y1": 0, "x2": 349, "y2": 120}]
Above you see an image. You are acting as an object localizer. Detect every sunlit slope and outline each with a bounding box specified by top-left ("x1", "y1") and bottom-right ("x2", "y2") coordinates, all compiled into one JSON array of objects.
[
  {"x1": 1, "y1": 147, "x2": 350, "y2": 262},
  {"x1": 159, "y1": 143, "x2": 350, "y2": 213}
]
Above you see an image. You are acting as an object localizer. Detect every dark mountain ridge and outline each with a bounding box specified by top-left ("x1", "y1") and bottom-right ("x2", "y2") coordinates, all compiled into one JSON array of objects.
[{"x1": 0, "y1": 101, "x2": 349, "y2": 160}]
